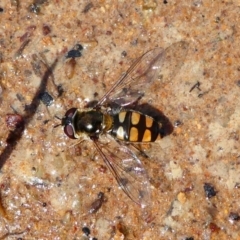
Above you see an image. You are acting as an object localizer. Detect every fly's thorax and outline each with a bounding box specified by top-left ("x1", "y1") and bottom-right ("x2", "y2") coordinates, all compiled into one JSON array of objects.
[
  {"x1": 111, "y1": 110, "x2": 161, "y2": 142},
  {"x1": 73, "y1": 109, "x2": 104, "y2": 137}
]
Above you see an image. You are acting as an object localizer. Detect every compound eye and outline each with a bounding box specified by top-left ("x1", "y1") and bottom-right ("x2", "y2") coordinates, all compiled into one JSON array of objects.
[
  {"x1": 65, "y1": 108, "x2": 77, "y2": 118},
  {"x1": 64, "y1": 124, "x2": 76, "y2": 139},
  {"x1": 63, "y1": 108, "x2": 78, "y2": 139}
]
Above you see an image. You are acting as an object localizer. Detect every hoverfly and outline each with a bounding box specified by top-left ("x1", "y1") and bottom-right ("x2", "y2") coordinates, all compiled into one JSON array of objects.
[{"x1": 62, "y1": 41, "x2": 188, "y2": 208}]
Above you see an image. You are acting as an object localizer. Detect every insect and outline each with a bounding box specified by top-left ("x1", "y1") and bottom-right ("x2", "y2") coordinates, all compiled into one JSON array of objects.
[{"x1": 62, "y1": 41, "x2": 188, "y2": 208}]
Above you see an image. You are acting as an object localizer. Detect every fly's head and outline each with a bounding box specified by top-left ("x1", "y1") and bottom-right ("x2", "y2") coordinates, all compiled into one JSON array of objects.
[
  {"x1": 62, "y1": 108, "x2": 103, "y2": 139},
  {"x1": 62, "y1": 108, "x2": 78, "y2": 139}
]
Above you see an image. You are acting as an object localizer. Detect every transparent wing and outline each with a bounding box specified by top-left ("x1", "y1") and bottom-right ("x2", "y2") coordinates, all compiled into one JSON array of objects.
[
  {"x1": 92, "y1": 136, "x2": 150, "y2": 208},
  {"x1": 97, "y1": 41, "x2": 188, "y2": 107}
]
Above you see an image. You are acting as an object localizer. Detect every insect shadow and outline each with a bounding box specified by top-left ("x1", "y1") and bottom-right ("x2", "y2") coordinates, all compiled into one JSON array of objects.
[
  {"x1": 0, "y1": 54, "x2": 58, "y2": 238},
  {"x1": 0, "y1": 56, "x2": 58, "y2": 168}
]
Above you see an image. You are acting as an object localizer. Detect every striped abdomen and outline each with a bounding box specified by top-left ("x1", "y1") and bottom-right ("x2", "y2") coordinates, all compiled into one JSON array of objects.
[{"x1": 111, "y1": 111, "x2": 161, "y2": 142}]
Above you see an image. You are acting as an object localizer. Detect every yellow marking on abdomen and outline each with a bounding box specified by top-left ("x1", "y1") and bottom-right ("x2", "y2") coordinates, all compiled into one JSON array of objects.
[
  {"x1": 146, "y1": 117, "x2": 153, "y2": 128},
  {"x1": 116, "y1": 126, "x2": 124, "y2": 140},
  {"x1": 142, "y1": 129, "x2": 152, "y2": 142},
  {"x1": 129, "y1": 127, "x2": 138, "y2": 141},
  {"x1": 118, "y1": 112, "x2": 126, "y2": 123},
  {"x1": 131, "y1": 112, "x2": 140, "y2": 125}
]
